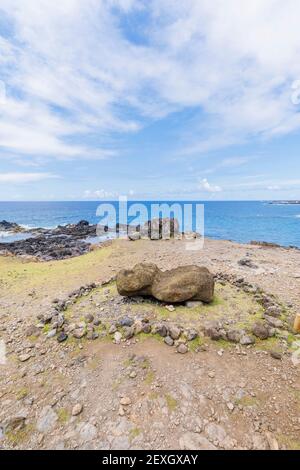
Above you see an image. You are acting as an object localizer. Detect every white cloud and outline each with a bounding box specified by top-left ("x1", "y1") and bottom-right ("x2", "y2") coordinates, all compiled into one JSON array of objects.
[
  {"x1": 0, "y1": 172, "x2": 59, "y2": 183},
  {"x1": 198, "y1": 178, "x2": 222, "y2": 193},
  {"x1": 1, "y1": 0, "x2": 300, "y2": 162},
  {"x1": 83, "y1": 189, "x2": 119, "y2": 199}
]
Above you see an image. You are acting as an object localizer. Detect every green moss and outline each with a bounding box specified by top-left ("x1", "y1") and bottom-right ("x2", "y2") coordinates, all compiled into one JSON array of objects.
[
  {"x1": 42, "y1": 324, "x2": 51, "y2": 334},
  {"x1": 255, "y1": 336, "x2": 281, "y2": 351},
  {"x1": 129, "y1": 427, "x2": 141, "y2": 441},
  {"x1": 165, "y1": 394, "x2": 178, "y2": 412},
  {"x1": 5, "y1": 424, "x2": 33, "y2": 446},
  {"x1": 144, "y1": 370, "x2": 155, "y2": 385},
  {"x1": 16, "y1": 387, "x2": 28, "y2": 400},
  {"x1": 235, "y1": 396, "x2": 258, "y2": 407},
  {"x1": 277, "y1": 434, "x2": 300, "y2": 450},
  {"x1": 57, "y1": 408, "x2": 70, "y2": 424},
  {"x1": 28, "y1": 335, "x2": 39, "y2": 342},
  {"x1": 189, "y1": 336, "x2": 204, "y2": 351}
]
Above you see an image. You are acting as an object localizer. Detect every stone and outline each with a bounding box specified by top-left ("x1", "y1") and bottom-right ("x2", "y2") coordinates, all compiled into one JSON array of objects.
[
  {"x1": 120, "y1": 397, "x2": 131, "y2": 406},
  {"x1": 169, "y1": 325, "x2": 181, "y2": 340},
  {"x1": 18, "y1": 353, "x2": 31, "y2": 362},
  {"x1": 84, "y1": 313, "x2": 94, "y2": 323},
  {"x1": 265, "y1": 306, "x2": 282, "y2": 318},
  {"x1": 142, "y1": 323, "x2": 151, "y2": 334},
  {"x1": 109, "y1": 324, "x2": 117, "y2": 334},
  {"x1": 57, "y1": 332, "x2": 68, "y2": 343},
  {"x1": 26, "y1": 325, "x2": 41, "y2": 337},
  {"x1": 205, "y1": 423, "x2": 227, "y2": 442},
  {"x1": 116, "y1": 263, "x2": 159, "y2": 297},
  {"x1": 128, "y1": 231, "x2": 141, "y2": 241},
  {"x1": 164, "y1": 336, "x2": 174, "y2": 346},
  {"x1": 123, "y1": 326, "x2": 135, "y2": 340},
  {"x1": 116, "y1": 263, "x2": 214, "y2": 303},
  {"x1": 47, "y1": 329, "x2": 57, "y2": 339},
  {"x1": 141, "y1": 217, "x2": 180, "y2": 240},
  {"x1": 226, "y1": 402, "x2": 235, "y2": 411},
  {"x1": 264, "y1": 315, "x2": 284, "y2": 329},
  {"x1": 165, "y1": 305, "x2": 175, "y2": 312},
  {"x1": 117, "y1": 316, "x2": 134, "y2": 327},
  {"x1": 114, "y1": 332, "x2": 122, "y2": 344},
  {"x1": 78, "y1": 422, "x2": 97, "y2": 443},
  {"x1": 270, "y1": 351, "x2": 282, "y2": 360},
  {"x1": 72, "y1": 328, "x2": 86, "y2": 339},
  {"x1": 227, "y1": 329, "x2": 242, "y2": 343},
  {"x1": 177, "y1": 344, "x2": 188, "y2": 354},
  {"x1": 179, "y1": 432, "x2": 217, "y2": 450},
  {"x1": 240, "y1": 334, "x2": 255, "y2": 345},
  {"x1": 252, "y1": 322, "x2": 270, "y2": 340},
  {"x1": 152, "y1": 265, "x2": 215, "y2": 303},
  {"x1": 185, "y1": 329, "x2": 198, "y2": 341},
  {"x1": 152, "y1": 323, "x2": 168, "y2": 337},
  {"x1": 185, "y1": 300, "x2": 204, "y2": 308},
  {"x1": 36, "y1": 406, "x2": 58, "y2": 433},
  {"x1": 2, "y1": 415, "x2": 26, "y2": 434},
  {"x1": 72, "y1": 404, "x2": 83, "y2": 416}
]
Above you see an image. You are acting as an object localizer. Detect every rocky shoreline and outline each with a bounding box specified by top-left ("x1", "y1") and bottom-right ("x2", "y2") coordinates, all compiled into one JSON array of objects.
[{"x1": 0, "y1": 218, "x2": 298, "y2": 261}]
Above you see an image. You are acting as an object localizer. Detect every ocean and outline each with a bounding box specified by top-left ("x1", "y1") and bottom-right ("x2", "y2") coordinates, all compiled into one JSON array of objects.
[{"x1": 0, "y1": 200, "x2": 299, "y2": 248}]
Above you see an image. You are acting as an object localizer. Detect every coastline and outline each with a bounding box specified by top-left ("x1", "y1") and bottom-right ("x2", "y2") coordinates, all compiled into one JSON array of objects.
[
  {"x1": 0, "y1": 235, "x2": 299, "y2": 450},
  {"x1": 0, "y1": 218, "x2": 299, "y2": 262}
]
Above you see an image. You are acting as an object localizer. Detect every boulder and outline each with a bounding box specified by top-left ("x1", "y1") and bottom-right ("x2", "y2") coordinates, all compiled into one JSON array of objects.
[
  {"x1": 141, "y1": 217, "x2": 180, "y2": 240},
  {"x1": 116, "y1": 263, "x2": 214, "y2": 304},
  {"x1": 152, "y1": 266, "x2": 214, "y2": 303},
  {"x1": 116, "y1": 263, "x2": 159, "y2": 297}
]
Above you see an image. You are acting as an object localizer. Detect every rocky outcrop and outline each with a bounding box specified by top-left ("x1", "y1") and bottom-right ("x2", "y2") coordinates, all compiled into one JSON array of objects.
[
  {"x1": 0, "y1": 220, "x2": 24, "y2": 233},
  {"x1": 116, "y1": 263, "x2": 215, "y2": 303}
]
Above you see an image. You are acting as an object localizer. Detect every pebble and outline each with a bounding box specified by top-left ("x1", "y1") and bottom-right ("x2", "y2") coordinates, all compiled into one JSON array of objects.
[
  {"x1": 114, "y1": 332, "x2": 122, "y2": 344},
  {"x1": 164, "y1": 336, "x2": 174, "y2": 346},
  {"x1": 177, "y1": 344, "x2": 188, "y2": 354},
  {"x1": 72, "y1": 403, "x2": 83, "y2": 416},
  {"x1": 208, "y1": 371, "x2": 215, "y2": 378},
  {"x1": 165, "y1": 305, "x2": 175, "y2": 312},
  {"x1": 18, "y1": 353, "x2": 31, "y2": 362},
  {"x1": 129, "y1": 371, "x2": 137, "y2": 378},
  {"x1": 57, "y1": 332, "x2": 68, "y2": 343},
  {"x1": 120, "y1": 397, "x2": 131, "y2": 406},
  {"x1": 226, "y1": 402, "x2": 235, "y2": 411},
  {"x1": 270, "y1": 351, "x2": 282, "y2": 360}
]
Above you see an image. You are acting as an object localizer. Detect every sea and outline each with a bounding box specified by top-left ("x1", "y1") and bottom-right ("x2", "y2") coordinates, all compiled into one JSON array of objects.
[{"x1": 0, "y1": 200, "x2": 299, "y2": 248}]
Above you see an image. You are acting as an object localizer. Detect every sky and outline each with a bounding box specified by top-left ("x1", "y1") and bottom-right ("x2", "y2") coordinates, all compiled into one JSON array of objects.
[{"x1": 0, "y1": 0, "x2": 300, "y2": 201}]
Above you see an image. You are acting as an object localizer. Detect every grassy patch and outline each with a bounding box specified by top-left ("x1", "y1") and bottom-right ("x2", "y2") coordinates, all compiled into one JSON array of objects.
[
  {"x1": 235, "y1": 396, "x2": 258, "y2": 407},
  {"x1": 254, "y1": 336, "x2": 281, "y2": 352},
  {"x1": 189, "y1": 336, "x2": 204, "y2": 351},
  {"x1": 144, "y1": 370, "x2": 155, "y2": 385},
  {"x1": 57, "y1": 408, "x2": 70, "y2": 424},
  {"x1": 5, "y1": 425, "x2": 33, "y2": 447},
  {"x1": 16, "y1": 387, "x2": 29, "y2": 400},
  {"x1": 165, "y1": 394, "x2": 178, "y2": 412},
  {"x1": 277, "y1": 434, "x2": 300, "y2": 450},
  {"x1": 129, "y1": 427, "x2": 141, "y2": 441}
]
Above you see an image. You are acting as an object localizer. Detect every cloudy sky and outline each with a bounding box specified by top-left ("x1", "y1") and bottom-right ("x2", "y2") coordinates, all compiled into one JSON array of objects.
[{"x1": 0, "y1": 0, "x2": 300, "y2": 200}]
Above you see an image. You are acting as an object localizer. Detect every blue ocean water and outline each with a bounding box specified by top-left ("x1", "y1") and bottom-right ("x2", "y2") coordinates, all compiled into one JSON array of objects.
[{"x1": 0, "y1": 200, "x2": 299, "y2": 248}]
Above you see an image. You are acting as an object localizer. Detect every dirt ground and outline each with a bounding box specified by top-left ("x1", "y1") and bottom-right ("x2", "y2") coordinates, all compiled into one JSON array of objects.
[{"x1": 0, "y1": 238, "x2": 299, "y2": 450}]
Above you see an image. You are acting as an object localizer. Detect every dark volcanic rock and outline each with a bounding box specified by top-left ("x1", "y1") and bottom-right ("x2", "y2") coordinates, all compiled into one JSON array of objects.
[{"x1": 0, "y1": 220, "x2": 24, "y2": 232}]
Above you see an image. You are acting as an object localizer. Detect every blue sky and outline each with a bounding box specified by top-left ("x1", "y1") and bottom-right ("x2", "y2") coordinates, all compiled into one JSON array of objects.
[{"x1": 0, "y1": 0, "x2": 300, "y2": 201}]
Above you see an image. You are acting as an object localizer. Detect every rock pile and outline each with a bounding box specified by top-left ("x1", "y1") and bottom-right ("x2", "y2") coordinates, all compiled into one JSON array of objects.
[{"x1": 116, "y1": 263, "x2": 215, "y2": 303}]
